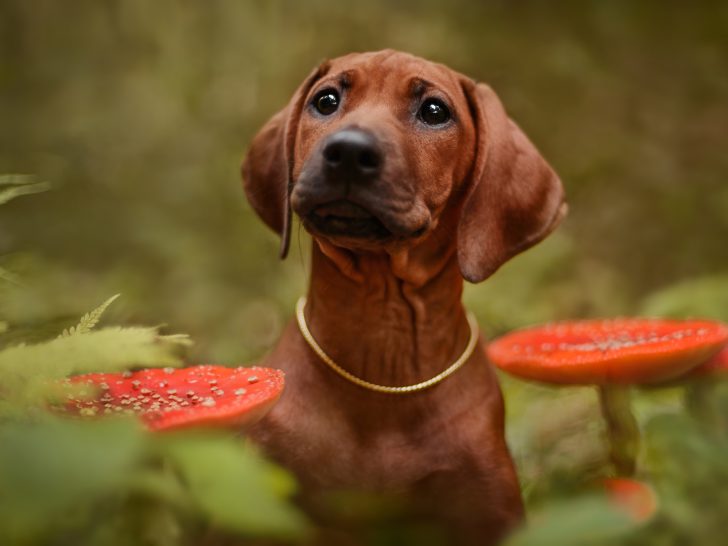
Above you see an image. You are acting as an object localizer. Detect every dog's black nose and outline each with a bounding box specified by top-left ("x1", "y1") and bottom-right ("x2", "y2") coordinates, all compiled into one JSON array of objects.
[{"x1": 322, "y1": 129, "x2": 382, "y2": 181}]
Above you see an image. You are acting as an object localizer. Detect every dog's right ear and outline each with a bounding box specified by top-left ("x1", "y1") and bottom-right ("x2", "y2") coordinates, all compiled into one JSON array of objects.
[
  {"x1": 456, "y1": 79, "x2": 567, "y2": 283},
  {"x1": 242, "y1": 62, "x2": 329, "y2": 258}
]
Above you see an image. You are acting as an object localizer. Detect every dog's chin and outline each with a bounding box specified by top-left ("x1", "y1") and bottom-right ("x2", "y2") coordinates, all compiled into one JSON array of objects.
[{"x1": 303, "y1": 200, "x2": 393, "y2": 243}]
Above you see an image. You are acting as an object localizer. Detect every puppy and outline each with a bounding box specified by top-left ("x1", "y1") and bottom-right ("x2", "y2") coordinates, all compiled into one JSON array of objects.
[{"x1": 242, "y1": 50, "x2": 566, "y2": 545}]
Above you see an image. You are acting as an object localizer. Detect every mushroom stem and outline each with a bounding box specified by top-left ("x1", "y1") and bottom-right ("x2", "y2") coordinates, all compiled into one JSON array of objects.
[
  {"x1": 597, "y1": 385, "x2": 639, "y2": 476},
  {"x1": 684, "y1": 380, "x2": 710, "y2": 419},
  {"x1": 684, "y1": 379, "x2": 725, "y2": 433}
]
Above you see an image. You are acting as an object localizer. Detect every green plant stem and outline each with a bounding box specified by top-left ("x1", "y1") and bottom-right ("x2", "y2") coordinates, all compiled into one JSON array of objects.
[{"x1": 598, "y1": 385, "x2": 639, "y2": 477}]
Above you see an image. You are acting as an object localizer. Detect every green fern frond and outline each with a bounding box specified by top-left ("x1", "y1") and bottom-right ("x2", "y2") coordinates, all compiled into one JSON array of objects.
[
  {"x1": 1, "y1": 326, "x2": 187, "y2": 377},
  {"x1": 60, "y1": 294, "x2": 121, "y2": 338},
  {"x1": 0, "y1": 326, "x2": 190, "y2": 409},
  {"x1": 0, "y1": 174, "x2": 35, "y2": 185},
  {"x1": 158, "y1": 333, "x2": 193, "y2": 346},
  {"x1": 0, "y1": 174, "x2": 52, "y2": 205}
]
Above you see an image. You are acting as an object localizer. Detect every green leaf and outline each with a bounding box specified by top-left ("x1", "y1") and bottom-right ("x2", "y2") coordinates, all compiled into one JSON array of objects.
[
  {"x1": 0, "y1": 174, "x2": 52, "y2": 205},
  {"x1": 163, "y1": 435, "x2": 308, "y2": 540},
  {"x1": 0, "y1": 418, "x2": 144, "y2": 544},
  {"x1": 641, "y1": 411, "x2": 728, "y2": 543},
  {"x1": 504, "y1": 496, "x2": 637, "y2": 546}
]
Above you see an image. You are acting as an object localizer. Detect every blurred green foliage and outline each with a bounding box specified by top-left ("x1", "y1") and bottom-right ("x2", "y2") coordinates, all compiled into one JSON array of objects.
[
  {"x1": 0, "y1": 419, "x2": 308, "y2": 545},
  {"x1": 641, "y1": 275, "x2": 728, "y2": 322},
  {"x1": 0, "y1": 287, "x2": 307, "y2": 544},
  {"x1": 1, "y1": 0, "x2": 727, "y2": 544}
]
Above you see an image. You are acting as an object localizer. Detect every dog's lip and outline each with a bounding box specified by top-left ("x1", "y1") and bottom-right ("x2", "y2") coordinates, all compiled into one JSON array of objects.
[
  {"x1": 303, "y1": 200, "x2": 432, "y2": 241},
  {"x1": 305, "y1": 200, "x2": 392, "y2": 239},
  {"x1": 311, "y1": 200, "x2": 375, "y2": 220}
]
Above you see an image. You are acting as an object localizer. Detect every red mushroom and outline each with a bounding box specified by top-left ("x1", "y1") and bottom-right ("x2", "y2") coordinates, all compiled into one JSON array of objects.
[
  {"x1": 488, "y1": 319, "x2": 728, "y2": 385},
  {"x1": 488, "y1": 318, "x2": 728, "y2": 475},
  {"x1": 686, "y1": 344, "x2": 728, "y2": 378},
  {"x1": 64, "y1": 365, "x2": 284, "y2": 432},
  {"x1": 602, "y1": 478, "x2": 658, "y2": 523}
]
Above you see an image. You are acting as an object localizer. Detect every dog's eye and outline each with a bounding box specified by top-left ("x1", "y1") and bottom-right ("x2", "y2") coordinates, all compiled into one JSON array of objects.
[
  {"x1": 313, "y1": 89, "x2": 340, "y2": 115},
  {"x1": 419, "y1": 99, "x2": 450, "y2": 126}
]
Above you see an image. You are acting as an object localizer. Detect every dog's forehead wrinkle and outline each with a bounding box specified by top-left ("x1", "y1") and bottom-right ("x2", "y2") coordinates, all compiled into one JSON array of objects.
[
  {"x1": 410, "y1": 77, "x2": 432, "y2": 97},
  {"x1": 339, "y1": 70, "x2": 353, "y2": 87},
  {"x1": 329, "y1": 51, "x2": 455, "y2": 91}
]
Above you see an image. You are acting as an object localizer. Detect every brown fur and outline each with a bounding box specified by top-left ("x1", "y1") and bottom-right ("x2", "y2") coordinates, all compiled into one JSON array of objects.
[{"x1": 242, "y1": 50, "x2": 566, "y2": 545}]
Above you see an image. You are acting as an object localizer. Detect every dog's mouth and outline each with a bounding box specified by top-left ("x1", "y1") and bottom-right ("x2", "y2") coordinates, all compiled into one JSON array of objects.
[{"x1": 305, "y1": 200, "x2": 392, "y2": 239}]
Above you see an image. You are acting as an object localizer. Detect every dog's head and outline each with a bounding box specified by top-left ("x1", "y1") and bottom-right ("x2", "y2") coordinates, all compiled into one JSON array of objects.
[{"x1": 242, "y1": 50, "x2": 566, "y2": 282}]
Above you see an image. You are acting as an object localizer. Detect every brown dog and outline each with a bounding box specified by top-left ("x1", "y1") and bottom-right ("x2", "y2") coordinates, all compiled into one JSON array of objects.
[{"x1": 242, "y1": 50, "x2": 566, "y2": 545}]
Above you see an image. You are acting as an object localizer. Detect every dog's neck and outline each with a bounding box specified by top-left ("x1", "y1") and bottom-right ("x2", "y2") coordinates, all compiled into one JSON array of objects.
[{"x1": 303, "y1": 233, "x2": 472, "y2": 388}]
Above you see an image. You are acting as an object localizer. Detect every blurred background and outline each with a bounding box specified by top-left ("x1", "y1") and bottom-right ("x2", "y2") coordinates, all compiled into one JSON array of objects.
[{"x1": 1, "y1": 1, "x2": 727, "y2": 545}]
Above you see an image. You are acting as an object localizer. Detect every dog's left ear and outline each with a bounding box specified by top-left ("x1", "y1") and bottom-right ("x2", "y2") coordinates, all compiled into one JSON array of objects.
[
  {"x1": 242, "y1": 61, "x2": 329, "y2": 259},
  {"x1": 457, "y1": 79, "x2": 567, "y2": 283}
]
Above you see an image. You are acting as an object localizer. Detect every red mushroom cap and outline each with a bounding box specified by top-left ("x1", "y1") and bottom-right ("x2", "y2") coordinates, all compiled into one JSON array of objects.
[
  {"x1": 65, "y1": 365, "x2": 284, "y2": 432},
  {"x1": 687, "y1": 345, "x2": 728, "y2": 378},
  {"x1": 603, "y1": 478, "x2": 658, "y2": 523},
  {"x1": 487, "y1": 319, "x2": 728, "y2": 385}
]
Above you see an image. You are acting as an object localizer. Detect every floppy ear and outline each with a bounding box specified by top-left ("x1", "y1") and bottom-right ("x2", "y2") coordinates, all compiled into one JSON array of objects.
[
  {"x1": 457, "y1": 80, "x2": 567, "y2": 283},
  {"x1": 241, "y1": 62, "x2": 329, "y2": 258}
]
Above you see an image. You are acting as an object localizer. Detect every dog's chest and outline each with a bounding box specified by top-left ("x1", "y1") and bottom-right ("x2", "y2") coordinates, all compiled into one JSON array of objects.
[{"x1": 250, "y1": 394, "x2": 459, "y2": 491}]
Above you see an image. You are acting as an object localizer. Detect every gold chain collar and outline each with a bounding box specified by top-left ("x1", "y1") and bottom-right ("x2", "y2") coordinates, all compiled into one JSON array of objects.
[{"x1": 295, "y1": 297, "x2": 479, "y2": 394}]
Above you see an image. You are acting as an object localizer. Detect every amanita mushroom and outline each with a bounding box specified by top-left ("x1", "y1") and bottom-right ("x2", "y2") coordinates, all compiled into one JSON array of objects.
[
  {"x1": 686, "y1": 344, "x2": 728, "y2": 378},
  {"x1": 65, "y1": 365, "x2": 284, "y2": 432},
  {"x1": 487, "y1": 318, "x2": 728, "y2": 475},
  {"x1": 602, "y1": 478, "x2": 658, "y2": 523}
]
